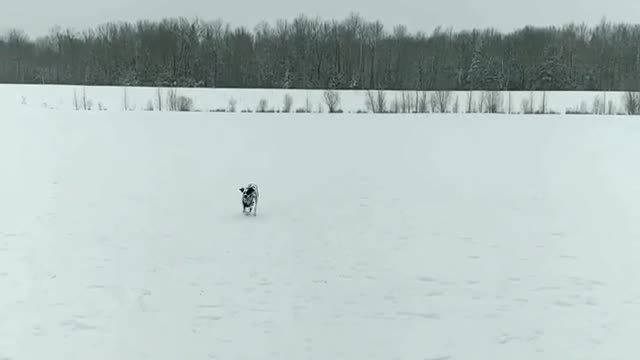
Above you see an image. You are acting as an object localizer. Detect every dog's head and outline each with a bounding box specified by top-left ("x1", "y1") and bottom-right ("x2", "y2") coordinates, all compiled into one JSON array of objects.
[
  {"x1": 239, "y1": 185, "x2": 257, "y2": 205},
  {"x1": 239, "y1": 184, "x2": 257, "y2": 194}
]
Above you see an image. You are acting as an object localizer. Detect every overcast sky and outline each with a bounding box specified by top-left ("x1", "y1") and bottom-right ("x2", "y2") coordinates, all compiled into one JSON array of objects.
[{"x1": 3, "y1": 0, "x2": 640, "y2": 38}]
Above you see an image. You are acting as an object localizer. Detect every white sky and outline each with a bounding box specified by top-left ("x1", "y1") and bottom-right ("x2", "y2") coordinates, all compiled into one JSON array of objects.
[{"x1": 3, "y1": 0, "x2": 640, "y2": 38}]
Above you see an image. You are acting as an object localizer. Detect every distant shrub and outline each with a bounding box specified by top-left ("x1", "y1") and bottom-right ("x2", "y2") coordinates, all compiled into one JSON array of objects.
[
  {"x1": 283, "y1": 94, "x2": 294, "y2": 112},
  {"x1": 391, "y1": 96, "x2": 400, "y2": 113},
  {"x1": 257, "y1": 98, "x2": 269, "y2": 112},
  {"x1": 452, "y1": 95, "x2": 460, "y2": 113},
  {"x1": 608, "y1": 99, "x2": 615, "y2": 115},
  {"x1": 521, "y1": 97, "x2": 534, "y2": 114},
  {"x1": 228, "y1": 97, "x2": 237, "y2": 112},
  {"x1": 164, "y1": 88, "x2": 194, "y2": 111},
  {"x1": 566, "y1": 101, "x2": 590, "y2": 115},
  {"x1": 156, "y1": 88, "x2": 163, "y2": 111},
  {"x1": 176, "y1": 95, "x2": 193, "y2": 111},
  {"x1": 304, "y1": 97, "x2": 312, "y2": 113}
]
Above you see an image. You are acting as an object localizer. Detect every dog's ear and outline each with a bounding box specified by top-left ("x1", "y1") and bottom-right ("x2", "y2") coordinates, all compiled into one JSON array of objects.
[{"x1": 239, "y1": 188, "x2": 244, "y2": 192}]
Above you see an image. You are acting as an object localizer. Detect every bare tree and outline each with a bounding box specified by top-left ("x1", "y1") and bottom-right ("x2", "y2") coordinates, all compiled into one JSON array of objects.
[
  {"x1": 156, "y1": 88, "x2": 163, "y2": 111},
  {"x1": 592, "y1": 95, "x2": 604, "y2": 115},
  {"x1": 431, "y1": 90, "x2": 451, "y2": 113},
  {"x1": 82, "y1": 87, "x2": 89, "y2": 110},
  {"x1": 607, "y1": 99, "x2": 615, "y2": 115},
  {"x1": 376, "y1": 90, "x2": 388, "y2": 113},
  {"x1": 429, "y1": 93, "x2": 437, "y2": 112},
  {"x1": 323, "y1": 90, "x2": 341, "y2": 113},
  {"x1": 624, "y1": 92, "x2": 640, "y2": 114},
  {"x1": 167, "y1": 88, "x2": 178, "y2": 111},
  {"x1": 305, "y1": 96, "x2": 312, "y2": 113},
  {"x1": 400, "y1": 91, "x2": 413, "y2": 113},
  {"x1": 521, "y1": 98, "x2": 531, "y2": 114},
  {"x1": 529, "y1": 92, "x2": 535, "y2": 114},
  {"x1": 365, "y1": 90, "x2": 377, "y2": 112},
  {"x1": 478, "y1": 92, "x2": 486, "y2": 113},
  {"x1": 418, "y1": 91, "x2": 428, "y2": 113},
  {"x1": 452, "y1": 95, "x2": 460, "y2": 113},
  {"x1": 484, "y1": 91, "x2": 503, "y2": 113},
  {"x1": 391, "y1": 95, "x2": 400, "y2": 113},
  {"x1": 123, "y1": 88, "x2": 130, "y2": 111},
  {"x1": 73, "y1": 89, "x2": 80, "y2": 110},
  {"x1": 366, "y1": 90, "x2": 387, "y2": 113}
]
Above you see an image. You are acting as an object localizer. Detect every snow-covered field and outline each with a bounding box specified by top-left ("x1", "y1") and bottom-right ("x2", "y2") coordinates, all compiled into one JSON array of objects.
[{"x1": 2, "y1": 87, "x2": 640, "y2": 359}]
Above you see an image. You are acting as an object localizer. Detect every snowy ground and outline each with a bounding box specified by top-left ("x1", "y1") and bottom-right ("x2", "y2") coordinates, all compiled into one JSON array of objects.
[
  {"x1": 0, "y1": 83, "x2": 630, "y2": 115},
  {"x1": 2, "y1": 107, "x2": 640, "y2": 360}
]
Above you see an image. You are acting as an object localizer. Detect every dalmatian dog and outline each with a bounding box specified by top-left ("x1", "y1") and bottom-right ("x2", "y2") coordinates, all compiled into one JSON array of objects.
[{"x1": 239, "y1": 183, "x2": 259, "y2": 216}]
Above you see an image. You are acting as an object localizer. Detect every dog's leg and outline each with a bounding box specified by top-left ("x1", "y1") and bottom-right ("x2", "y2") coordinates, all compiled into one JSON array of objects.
[{"x1": 253, "y1": 197, "x2": 258, "y2": 216}]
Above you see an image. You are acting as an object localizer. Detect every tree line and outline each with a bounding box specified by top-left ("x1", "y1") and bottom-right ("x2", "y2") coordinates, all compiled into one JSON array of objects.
[{"x1": 1, "y1": 15, "x2": 640, "y2": 91}]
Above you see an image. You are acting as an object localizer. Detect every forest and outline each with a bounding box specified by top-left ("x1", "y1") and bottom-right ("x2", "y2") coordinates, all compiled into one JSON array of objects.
[{"x1": 1, "y1": 15, "x2": 639, "y2": 91}]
